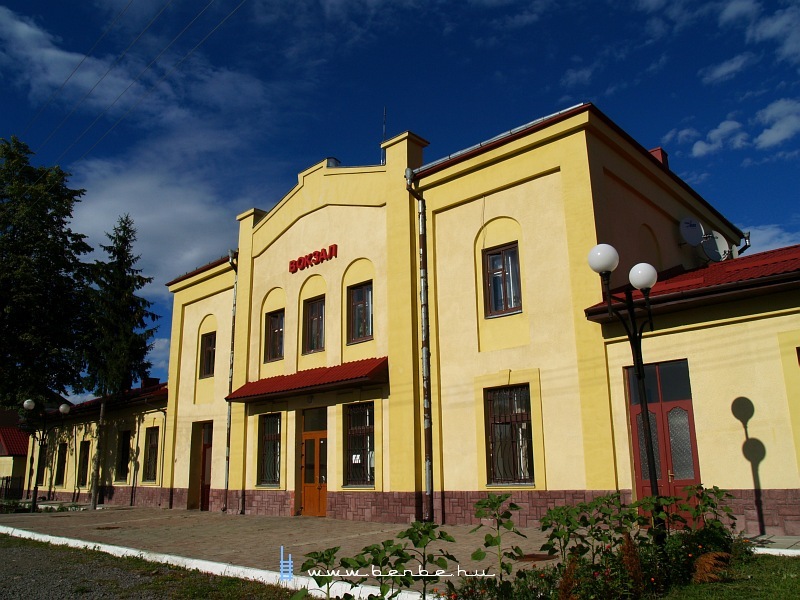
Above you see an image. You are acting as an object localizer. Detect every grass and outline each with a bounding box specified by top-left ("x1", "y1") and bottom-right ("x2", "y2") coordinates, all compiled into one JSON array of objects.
[
  {"x1": 0, "y1": 533, "x2": 295, "y2": 599},
  {"x1": 660, "y1": 554, "x2": 800, "y2": 599}
]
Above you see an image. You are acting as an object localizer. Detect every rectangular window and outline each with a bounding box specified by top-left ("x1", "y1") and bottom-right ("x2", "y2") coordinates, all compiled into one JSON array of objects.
[
  {"x1": 77, "y1": 440, "x2": 90, "y2": 487},
  {"x1": 35, "y1": 443, "x2": 47, "y2": 486},
  {"x1": 303, "y1": 296, "x2": 325, "y2": 354},
  {"x1": 143, "y1": 427, "x2": 159, "y2": 482},
  {"x1": 116, "y1": 430, "x2": 132, "y2": 481},
  {"x1": 258, "y1": 414, "x2": 281, "y2": 485},
  {"x1": 199, "y1": 331, "x2": 216, "y2": 378},
  {"x1": 483, "y1": 243, "x2": 522, "y2": 317},
  {"x1": 54, "y1": 442, "x2": 68, "y2": 486},
  {"x1": 347, "y1": 282, "x2": 373, "y2": 343},
  {"x1": 345, "y1": 402, "x2": 375, "y2": 486},
  {"x1": 485, "y1": 385, "x2": 534, "y2": 484},
  {"x1": 264, "y1": 309, "x2": 285, "y2": 362}
]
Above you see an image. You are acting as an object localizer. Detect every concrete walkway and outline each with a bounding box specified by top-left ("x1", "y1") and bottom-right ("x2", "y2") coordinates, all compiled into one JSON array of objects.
[{"x1": 0, "y1": 504, "x2": 797, "y2": 597}]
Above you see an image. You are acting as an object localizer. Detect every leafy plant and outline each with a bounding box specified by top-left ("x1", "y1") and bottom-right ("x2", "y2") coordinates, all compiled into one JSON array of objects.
[{"x1": 469, "y1": 493, "x2": 526, "y2": 580}]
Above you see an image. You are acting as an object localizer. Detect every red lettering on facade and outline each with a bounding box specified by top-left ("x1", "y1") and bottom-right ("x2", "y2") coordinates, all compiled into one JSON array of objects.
[{"x1": 288, "y1": 244, "x2": 339, "y2": 273}]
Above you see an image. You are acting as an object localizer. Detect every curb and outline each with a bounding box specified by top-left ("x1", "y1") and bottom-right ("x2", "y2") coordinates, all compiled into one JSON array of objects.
[{"x1": 0, "y1": 525, "x2": 421, "y2": 599}]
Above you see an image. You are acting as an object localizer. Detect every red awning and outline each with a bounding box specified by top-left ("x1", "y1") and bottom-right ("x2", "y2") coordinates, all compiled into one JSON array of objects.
[{"x1": 227, "y1": 357, "x2": 389, "y2": 402}]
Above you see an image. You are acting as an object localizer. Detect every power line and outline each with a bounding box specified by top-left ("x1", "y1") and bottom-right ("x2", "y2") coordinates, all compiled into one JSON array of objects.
[
  {"x1": 76, "y1": 0, "x2": 249, "y2": 164},
  {"x1": 22, "y1": 0, "x2": 135, "y2": 138},
  {"x1": 37, "y1": 0, "x2": 178, "y2": 155},
  {"x1": 56, "y1": 0, "x2": 219, "y2": 163}
]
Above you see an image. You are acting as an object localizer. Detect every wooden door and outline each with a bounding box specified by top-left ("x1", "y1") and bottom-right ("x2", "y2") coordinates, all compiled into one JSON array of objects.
[
  {"x1": 301, "y1": 408, "x2": 327, "y2": 516},
  {"x1": 200, "y1": 423, "x2": 213, "y2": 511},
  {"x1": 627, "y1": 360, "x2": 701, "y2": 501}
]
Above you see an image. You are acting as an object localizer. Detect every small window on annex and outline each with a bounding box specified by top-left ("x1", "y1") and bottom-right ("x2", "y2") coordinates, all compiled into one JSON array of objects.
[
  {"x1": 199, "y1": 331, "x2": 216, "y2": 378},
  {"x1": 347, "y1": 281, "x2": 373, "y2": 344},
  {"x1": 303, "y1": 296, "x2": 325, "y2": 354},
  {"x1": 77, "y1": 440, "x2": 91, "y2": 487},
  {"x1": 258, "y1": 413, "x2": 281, "y2": 485},
  {"x1": 485, "y1": 385, "x2": 534, "y2": 484},
  {"x1": 482, "y1": 242, "x2": 522, "y2": 317},
  {"x1": 264, "y1": 309, "x2": 285, "y2": 362},
  {"x1": 345, "y1": 402, "x2": 374, "y2": 486},
  {"x1": 54, "y1": 442, "x2": 68, "y2": 486},
  {"x1": 143, "y1": 427, "x2": 159, "y2": 482},
  {"x1": 36, "y1": 443, "x2": 47, "y2": 486},
  {"x1": 116, "y1": 430, "x2": 132, "y2": 481}
]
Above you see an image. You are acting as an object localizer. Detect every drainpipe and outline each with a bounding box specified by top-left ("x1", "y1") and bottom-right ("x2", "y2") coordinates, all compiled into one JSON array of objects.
[
  {"x1": 223, "y1": 250, "x2": 238, "y2": 513},
  {"x1": 405, "y1": 168, "x2": 435, "y2": 523}
]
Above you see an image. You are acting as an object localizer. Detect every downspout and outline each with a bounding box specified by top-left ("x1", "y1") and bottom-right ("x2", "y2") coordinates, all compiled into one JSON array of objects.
[
  {"x1": 405, "y1": 168, "x2": 435, "y2": 523},
  {"x1": 223, "y1": 249, "x2": 238, "y2": 513}
]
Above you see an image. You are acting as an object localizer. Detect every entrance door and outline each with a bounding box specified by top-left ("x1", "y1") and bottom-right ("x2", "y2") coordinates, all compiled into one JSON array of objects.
[
  {"x1": 627, "y1": 360, "x2": 701, "y2": 500},
  {"x1": 200, "y1": 423, "x2": 213, "y2": 511},
  {"x1": 301, "y1": 408, "x2": 327, "y2": 516}
]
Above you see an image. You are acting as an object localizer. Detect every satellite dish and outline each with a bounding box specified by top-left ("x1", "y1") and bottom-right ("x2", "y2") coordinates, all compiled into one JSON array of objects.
[
  {"x1": 701, "y1": 230, "x2": 730, "y2": 262},
  {"x1": 679, "y1": 217, "x2": 704, "y2": 246}
]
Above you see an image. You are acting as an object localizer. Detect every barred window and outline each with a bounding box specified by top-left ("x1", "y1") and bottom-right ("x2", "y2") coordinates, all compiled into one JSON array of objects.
[
  {"x1": 143, "y1": 427, "x2": 159, "y2": 482},
  {"x1": 258, "y1": 414, "x2": 281, "y2": 485},
  {"x1": 54, "y1": 442, "x2": 67, "y2": 486},
  {"x1": 345, "y1": 402, "x2": 374, "y2": 486},
  {"x1": 116, "y1": 430, "x2": 131, "y2": 481},
  {"x1": 485, "y1": 385, "x2": 534, "y2": 484}
]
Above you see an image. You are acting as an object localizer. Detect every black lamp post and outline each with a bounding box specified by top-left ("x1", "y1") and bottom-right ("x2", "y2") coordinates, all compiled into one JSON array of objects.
[
  {"x1": 588, "y1": 244, "x2": 665, "y2": 539},
  {"x1": 22, "y1": 398, "x2": 70, "y2": 512}
]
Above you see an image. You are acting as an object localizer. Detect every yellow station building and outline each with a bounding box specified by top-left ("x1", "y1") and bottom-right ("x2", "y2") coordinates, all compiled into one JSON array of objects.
[{"x1": 27, "y1": 104, "x2": 800, "y2": 535}]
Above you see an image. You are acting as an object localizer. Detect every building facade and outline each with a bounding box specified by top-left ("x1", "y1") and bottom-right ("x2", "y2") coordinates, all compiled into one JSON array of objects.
[{"x1": 161, "y1": 103, "x2": 800, "y2": 534}]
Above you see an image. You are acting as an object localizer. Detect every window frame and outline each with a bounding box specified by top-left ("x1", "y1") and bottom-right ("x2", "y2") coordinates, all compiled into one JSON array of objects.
[
  {"x1": 345, "y1": 402, "x2": 375, "y2": 486},
  {"x1": 77, "y1": 440, "x2": 90, "y2": 487},
  {"x1": 54, "y1": 442, "x2": 68, "y2": 487},
  {"x1": 302, "y1": 296, "x2": 325, "y2": 354},
  {"x1": 482, "y1": 242, "x2": 523, "y2": 317},
  {"x1": 142, "y1": 426, "x2": 159, "y2": 482},
  {"x1": 347, "y1": 281, "x2": 373, "y2": 344},
  {"x1": 257, "y1": 413, "x2": 281, "y2": 486},
  {"x1": 485, "y1": 385, "x2": 534, "y2": 485},
  {"x1": 116, "y1": 430, "x2": 132, "y2": 482},
  {"x1": 35, "y1": 443, "x2": 47, "y2": 486},
  {"x1": 199, "y1": 331, "x2": 216, "y2": 378},
  {"x1": 264, "y1": 309, "x2": 285, "y2": 362}
]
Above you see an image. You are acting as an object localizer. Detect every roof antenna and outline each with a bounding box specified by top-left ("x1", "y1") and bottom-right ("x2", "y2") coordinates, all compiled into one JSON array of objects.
[{"x1": 380, "y1": 106, "x2": 387, "y2": 165}]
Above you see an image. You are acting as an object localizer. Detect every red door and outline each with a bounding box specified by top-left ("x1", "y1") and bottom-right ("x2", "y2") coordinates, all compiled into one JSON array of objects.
[
  {"x1": 200, "y1": 423, "x2": 213, "y2": 511},
  {"x1": 301, "y1": 408, "x2": 327, "y2": 516},
  {"x1": 627, "y1": 360, "x2": 701, "y2": 501}
]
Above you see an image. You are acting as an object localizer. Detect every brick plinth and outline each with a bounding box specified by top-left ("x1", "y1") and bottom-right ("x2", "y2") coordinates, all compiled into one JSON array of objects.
[
  {"x1": 726, "y1": 488, "x2": 800, "y2": 536},
  {"x1": 42, "y1": 485, "x2": 166, "y2": 508},
  {"x1": 328, "y1": 491, "x2": 422, "y2": 523}
]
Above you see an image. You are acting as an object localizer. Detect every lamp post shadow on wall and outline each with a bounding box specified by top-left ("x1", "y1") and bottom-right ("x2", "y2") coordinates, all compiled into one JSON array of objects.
[
  {"x1": 731, "y1": 396, "x2": 766, "y2": 535},
  {"x1": 588, "y1": 243, "x2": 665, "y2": 543},
  {"x1": 20, "y1": 398, "x2": 71, "y2": 512}
]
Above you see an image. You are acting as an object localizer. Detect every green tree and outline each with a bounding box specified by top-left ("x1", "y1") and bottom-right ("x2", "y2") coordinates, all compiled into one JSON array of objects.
[
  {"x1": 82, "y1": 214, "x2": 159, "y2": 509},
  {"x1": 0, "y1": 137, "x2": 92, "y2": 409}
]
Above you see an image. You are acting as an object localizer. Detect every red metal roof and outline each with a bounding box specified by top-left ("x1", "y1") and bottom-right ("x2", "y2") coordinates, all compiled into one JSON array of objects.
[
  {"x1": 70, "y1": 381, "x2": 168, "y2": 415},
  {"x1": 586, "y1": 244, "x2": 800, "y2": 321},
  {"x1": 0, "y1": 426, "x2": 30, "y2": 456},
  {"x1": 227, "y1": 357, "x2": 389, "y2": 402}
]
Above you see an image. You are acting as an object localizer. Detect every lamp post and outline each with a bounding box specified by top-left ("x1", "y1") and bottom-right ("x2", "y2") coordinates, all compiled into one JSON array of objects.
[
  {"x1": 588, "y1": 244, "x2": 665, "y2": 539},
  {"x1": 22, "y1": 398, "x2": 70, "y2": 512}
]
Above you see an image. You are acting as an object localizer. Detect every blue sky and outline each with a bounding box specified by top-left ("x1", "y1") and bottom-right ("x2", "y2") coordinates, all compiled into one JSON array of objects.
[{"x1": 1, "y1": 0, "x2": 799, "y2": 384}]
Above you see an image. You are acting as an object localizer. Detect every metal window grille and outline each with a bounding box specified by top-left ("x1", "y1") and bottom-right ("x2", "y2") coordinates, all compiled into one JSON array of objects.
[
  {"x1": 486, "y1": 385, "x2": 534, "y2": 484},
  {"x1": 54, "y1": 443, "x2": 67, "y2": 486},
  {"x1": 143, "y1": 427, "x2": 159, "y2": 482},
  {"x1": 259, "y1": 414, "x2": 281, "y2": 485},
  {"x1": 346, "y1": 402, "x2": 374, "y2": 485}
]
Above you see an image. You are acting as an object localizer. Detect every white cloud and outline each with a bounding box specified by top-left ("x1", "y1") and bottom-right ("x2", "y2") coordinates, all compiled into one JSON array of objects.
[
  {"x1": 719, "y1": 0, "x2": 761, "y2": 25},
  {"x1": 738, "y1": 223, "x2": 800, "y2": 252},
  {"x1": 561, "y1": 67, "x2": 593, "y2": 88},
  {"x1": 662, "y1": 127, "x2": 700, "y2": 145},
  {"x1": 754, "y1": 98, "x2": 800, "y2": 149},
  {"x1": 699, "y1": 52, "x2": 756, "y2": 84},
  {"x1": 691, "y1": 120, "x2": 749, "y2": 156},
  {"x1": 148, "y1": 337, "x2": 171, "y2": 376},
  {"x1": 748, "y1": 4, "x2": 800, "y2": 64}
]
